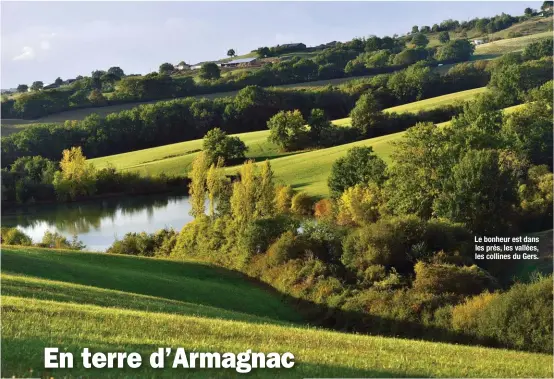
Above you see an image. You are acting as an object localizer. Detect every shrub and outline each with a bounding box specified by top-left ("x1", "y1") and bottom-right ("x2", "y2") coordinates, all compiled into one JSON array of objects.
[
  {"x1": 107, "y1": 228, "x2": 177, "y2": 257},
  {"x1": 1, "y1": 227, "x2": 32, "y2": 246},
  {"x1": 449, "y1": 275, "x2": 553, "y2": 353},
  {"x1": 314, "y1": 198, "x2": 334, "y2": 222},
  {"x1": 451, "y1": 291, "x2": 499, "y2": 332},
  {"x1": 336, "y1": 184, "x2": 383, "y2": 226},
  {"x1": 342, "y1": 215, "x2": 426, "y2": 274},
  {"x1": 266, "y1": 231, "x2": 306, "y2": 266},
  {"x1": 275, "y1": 185, "x2": 294, "y2": 214},
  {"x1": 300, "y1": 220, "x2": 346, "y2": 263},
  {"x1": 290, "y1": 192, "x2": 314, "y2": 216},
  {"x1": 241, "y1": 216, "x2": 297, "y2": 255},
  {"x1": 328, "y1": 146, "x2": 387, "y2": 198},
  {"x1": 413, "y1": 262, "x2": 498, "y2": 296},
  {"x1": 40, "y1": 230, "x2": 85, "y2": 250},
  {"x1": 202, "y1": 127, "x2": 247, "y2": 164}
]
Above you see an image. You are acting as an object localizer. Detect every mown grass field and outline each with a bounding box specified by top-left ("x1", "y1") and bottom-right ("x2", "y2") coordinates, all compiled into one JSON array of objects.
[
  {"x1": 473, "y1": 31, "x2": 552, "y2": 59},
  {"x1": 332, "y1": 87, "x2": 487, "y2": 127},
  {"x1": 89, "y1": 130, "x2": 288, "y2": 175},
  {"x1": 90, "y1": 88, "x2": 487, "y2": 180},
  {"x1": 2, "y1": 246, "x2": 551, "y2": 378},
  {"x1": 489, "y1": 15, "x2": 553, "y2": 39}
]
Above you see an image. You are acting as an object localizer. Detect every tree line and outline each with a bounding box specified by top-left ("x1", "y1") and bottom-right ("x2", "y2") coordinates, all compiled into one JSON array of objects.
[
  {"x1": 2, "y1": 34, "x2": 477, "y2": 120},
  {"x1": 2, "y1": 59, "x2": 498, "y2": 167}
]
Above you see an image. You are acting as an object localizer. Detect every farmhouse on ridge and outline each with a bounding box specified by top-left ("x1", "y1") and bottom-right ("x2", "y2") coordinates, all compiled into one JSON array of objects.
[{"x1": 220, "y1": 57, "x2": 258, "y2": 68}]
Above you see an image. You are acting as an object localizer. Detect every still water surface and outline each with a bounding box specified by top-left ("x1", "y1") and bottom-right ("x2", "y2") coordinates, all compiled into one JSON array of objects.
[{"x1": 1, "y1": 194, "x2": 193, "y2": 251}]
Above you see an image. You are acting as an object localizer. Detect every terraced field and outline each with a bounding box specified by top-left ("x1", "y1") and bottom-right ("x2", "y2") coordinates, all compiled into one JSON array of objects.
[{"x1": 2, "y1": 246, "x2": 551, "y2": 378}]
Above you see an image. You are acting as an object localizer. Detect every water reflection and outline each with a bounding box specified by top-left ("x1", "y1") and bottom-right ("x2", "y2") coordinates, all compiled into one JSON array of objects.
[{"x1": 1, "y1": 194, "x2": 193, "y2": 251}]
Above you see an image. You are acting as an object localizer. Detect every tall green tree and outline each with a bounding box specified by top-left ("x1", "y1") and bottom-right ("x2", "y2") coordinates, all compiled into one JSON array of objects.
[
  {"x1": 411, "y1": 33, "x2": 429, "y2": 47},
  {"x1": 202, "y1": 128, "x2": 247, "y2": 164},
  {"x1": 255, "y1": 160, "x2": 276, "y2": 218},
  {"x1": 107, "y1": 66, "x2": 125, "y2": 78},
  {"x1": 30, "y1": 81, "x2": 43, "y2": 91},
  {"x1": 206, "y1": 158, "x2": 229, "y2": 217},
  {"x1": 434, "y1": 149, "x2": 518, "y2": 234},
  {"x1": 328, "y1": 146, "x2": 387, "y2": 198},
  {"x1": 16, "y1": 84, "x2": 28, "y2": 93},
  {"x1": 199, "y1": 62, "x2": 221, "y2": 80},
  {"x1": 159, "y1": 63, "x2": 174, "y2": 74},
  {"x1": 308, "y1": 108, "x2": 333, "y2": 146},
  {"x1": 267, "y1": 110, "x2": 308, "y2": 151},
  {"x1": 438, "y1": 31, "x2": 450, "y2": 43},
  {"x1": 350, "y1": 92, "x2": 384, "y2": 135},
  {"x1": 227, "y1": 49, "x2": 236, "y2": 57}
]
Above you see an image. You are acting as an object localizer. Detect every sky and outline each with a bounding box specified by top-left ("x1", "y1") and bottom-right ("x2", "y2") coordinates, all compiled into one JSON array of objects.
[{"x1": 1, "y1": 1, "x2": 542, "y2": 88}]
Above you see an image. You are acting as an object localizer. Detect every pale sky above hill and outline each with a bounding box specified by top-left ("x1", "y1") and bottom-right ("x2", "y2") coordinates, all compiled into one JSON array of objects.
[{"x1": 1, "y1": 1, "x2": 541, "y2": 88}]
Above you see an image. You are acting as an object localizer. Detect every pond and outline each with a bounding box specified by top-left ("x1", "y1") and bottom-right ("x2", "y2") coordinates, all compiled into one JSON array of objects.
[{"x1": 1, "y1": 194, "x2": 193, "y2": 251}]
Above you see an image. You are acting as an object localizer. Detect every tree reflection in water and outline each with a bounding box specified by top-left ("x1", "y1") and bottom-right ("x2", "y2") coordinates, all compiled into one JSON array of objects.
[{"x1": 1, "y1": 194, "x2": 192, "y2": 250}]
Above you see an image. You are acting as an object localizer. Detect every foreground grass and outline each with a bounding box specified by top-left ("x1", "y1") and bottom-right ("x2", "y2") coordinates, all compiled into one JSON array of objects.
[
  {"x1": 2, "y1": 296, "x2": 551, "y2": 378},
  {"x1": 2, "y1": 247, "x2": 551, "y2": 378},
  {"x1": 1, "y1": 246, "x2": 302, "y2": 323}
]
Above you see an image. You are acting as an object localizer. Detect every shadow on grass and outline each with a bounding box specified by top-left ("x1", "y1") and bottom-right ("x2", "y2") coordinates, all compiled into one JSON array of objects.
[{"x1": 2, "y1": 247, "x2": 509, "y2": 352}]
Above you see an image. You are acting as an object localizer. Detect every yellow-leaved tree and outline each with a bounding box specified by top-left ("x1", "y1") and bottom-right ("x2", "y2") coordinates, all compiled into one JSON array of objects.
[
  {"x1": 206, "y1": 157, "x2": 230, "y2": 217},
  {"x1": 189, "y1": 152, "x2": 211, "y2": 218},
  {"x1": 336, "y1": 183, "x2": 383, "y2": 226},
  {"x1": 53, "y1": 146, "x2": 97, "y2": 201}
]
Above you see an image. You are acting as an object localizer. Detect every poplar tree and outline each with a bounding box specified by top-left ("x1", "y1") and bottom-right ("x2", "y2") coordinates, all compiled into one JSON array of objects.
[
  {"x1": 206, "y1": 158, "x2": 229, "y2": 217},
  {"x1": 230, "y1": 160, "x2": 258, "y2": 225},
  {"x1": 255, "y1": 160, "x2": 275, "y2": 217},
  {"x1": 189, "y1": 152, "x2": 210, "y2": 218}
]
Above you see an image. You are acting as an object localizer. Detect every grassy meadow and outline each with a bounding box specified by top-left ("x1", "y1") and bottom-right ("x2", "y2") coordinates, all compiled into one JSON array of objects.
[
  {"x1": 2, "y1": 246, "x2": 552, "y2": 378},
  {"x1": 473, "y1": 31, "x2": 553, "y2": 59}
]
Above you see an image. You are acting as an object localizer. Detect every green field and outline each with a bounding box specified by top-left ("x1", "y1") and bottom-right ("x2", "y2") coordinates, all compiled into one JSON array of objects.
[
  {"x1": 90, "y1": 130, "x2": 287, "y2": 175},
  {"x1": 251, "y1": 131, "x2": 403, "y2": 197},
  {"x1": 333, "y1": 87, "x2": 487, "y2": 127},
  {"x1": 473, "y1": 31, "x2": 552, "y2": 58},
  {"x1": 2, "y1": 246, "x2": 551, "y2": 378},
  {"x1": 488, "y1": 16, "x2": 553, "y2": 39}
]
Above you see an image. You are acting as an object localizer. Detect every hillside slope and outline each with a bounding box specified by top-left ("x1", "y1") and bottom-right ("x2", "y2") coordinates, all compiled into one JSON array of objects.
[
  {"x1": 90, "y1": 87, "x2": 487, "y2": 176},
  {"x1": 2, "y1": 246, "x2": 551, "y2": 378},
  {"x1": 1, "y1": 246, "x2": 302, "y2": 323}
]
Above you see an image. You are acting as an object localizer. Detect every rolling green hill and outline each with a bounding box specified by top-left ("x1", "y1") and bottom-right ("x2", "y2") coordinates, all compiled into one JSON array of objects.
[
  {"x1": 2, "y1": 246, "x2": 551, "y2": 378},
  {"x1": 90, "y1": 88, "x2": 487, "y2": 180},
  {"x1": 332, "y1": 87, "x2": 487, "y2": 127},
  {"x1": 472, "y1": 31, "x2": 552, "y2": 59},
  {"x1": 260, "y1": 103, "x2": 524, "y2": 197}
]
